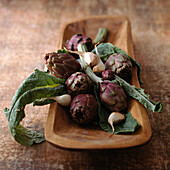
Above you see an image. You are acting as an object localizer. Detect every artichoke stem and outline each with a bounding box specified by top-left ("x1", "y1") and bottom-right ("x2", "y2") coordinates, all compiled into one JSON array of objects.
[
  {"x1": 93, "y1": 28, "x2": 108, "y2": 44},
  {"x1": 77, "y1": 43, "x2": 88, "y2": 52},
  {"x1": 80, "y1": 55, "x2": 102, "y2": 84},
  {"x1": 78, "y1": 44, "x2": 103, "y2": 84}
]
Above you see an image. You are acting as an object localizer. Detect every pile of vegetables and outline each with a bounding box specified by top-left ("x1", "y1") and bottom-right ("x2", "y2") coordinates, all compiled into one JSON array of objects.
[{"x1": 4, "y1": 28, "x2": 163, "y2": 146}]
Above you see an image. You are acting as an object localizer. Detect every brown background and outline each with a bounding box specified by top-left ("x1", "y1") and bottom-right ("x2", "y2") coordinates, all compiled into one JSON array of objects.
[{"x1": 0, "y1": 0, "x2": 169, "y2": 169}]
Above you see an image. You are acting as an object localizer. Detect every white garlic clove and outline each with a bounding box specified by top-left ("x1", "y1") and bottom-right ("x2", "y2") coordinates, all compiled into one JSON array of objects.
[
  {"x1": 54, "y1": 94, "x2": 72, "y2": 107},
  {"x1": 83, "y1": 52, "x2": 98, "y2": 66},
  {"x1": 108, "y1": 112, "x2": 125, "y2": 133},
  {"x1": 93, "y1": 60, "x2": 105, "y2": 72}
]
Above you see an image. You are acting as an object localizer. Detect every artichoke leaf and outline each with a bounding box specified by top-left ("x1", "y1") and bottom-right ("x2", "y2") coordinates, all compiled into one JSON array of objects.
[
  {"x1": 115, "y1": 75, "x2": 163, "y2": 113},
  {"x1": 4, "y1": 69, "x2": 66, "y2": 146}
]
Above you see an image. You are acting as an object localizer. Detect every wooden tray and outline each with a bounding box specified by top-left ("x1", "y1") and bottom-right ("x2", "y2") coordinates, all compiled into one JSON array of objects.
[{"x1": 45, "y1": 16, "x2": 152, "y2": 149}]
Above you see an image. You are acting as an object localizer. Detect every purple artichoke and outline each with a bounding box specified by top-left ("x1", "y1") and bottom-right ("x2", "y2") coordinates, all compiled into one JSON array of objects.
[
  {"x1": 66, "y1": 34, "x2": 94, "y2": 51},
  {"x1": 105, "y1": 53, "x2": 132, "y2": 81},
  {"x1": 44, "y1": 52, "x2": 81, "y2": 78},
  {"x1": 65, "y1": 72, "x2": 92, "y2": 96},
  {"x1": 100, "y1": 81, "x2": 127, "y2": 112},
  {"x1": 102, "y1": 70, "x2": 115, "y2": 80},
  {"x1": 70, "y1": 94, "x2": 98, "y2": 124}
]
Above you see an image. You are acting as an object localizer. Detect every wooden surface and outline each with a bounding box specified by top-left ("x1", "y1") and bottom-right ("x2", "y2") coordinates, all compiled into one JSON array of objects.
[
  {"x1": 45, "y1": 16, "x2": 152, "y2": 149},
  {"x1": 0, "y1": 0, "x2": 169, "y2": 169}
]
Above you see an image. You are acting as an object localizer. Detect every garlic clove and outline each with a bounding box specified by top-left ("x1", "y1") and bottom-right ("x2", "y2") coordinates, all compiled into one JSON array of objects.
[
  {"x1": 83, "y1": 52, "x2": 98, "y2": 66},
  {"x1": 54, "y1": 94, "x2": 72, "y2": 107},
  {"x1": 93, "y1": 59, "x2": 105, "y2": 72},
  {"x1": 92, "y1": 46, "x2": 105, "y2": 72},
  {"x1": 67, "y1": 49, "x2": 98, "y2": 67},
  {"x1": 108, "y1": 112, "x2": 125, "y2": 133}
]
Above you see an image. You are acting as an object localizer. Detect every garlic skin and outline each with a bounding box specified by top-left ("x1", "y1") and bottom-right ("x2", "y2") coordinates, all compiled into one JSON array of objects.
[
  {"x1": 79, "y1": 50, "x2": 105, "y2": 72},
  {"x1": 92, "y1": 45, "x2": 105, "y2": 73},
  {"x1": 67, "y1": 47, "x2": 105, "y2": 73},
  {"x1": 67, "y1": 49, "x2": 98, "y2": 67},
  {"x1": 83, "y1": 52, "x2": 98, "y2": 66},
  {"x1": 93, "y1": 58, "x2": 105, "y2": 73},
  {"x1": 108, "y1": 112, "x2": 125, "y2": 133},
  {"x1": 50, "y1": 94, "x2": 72, "y2": 107}
]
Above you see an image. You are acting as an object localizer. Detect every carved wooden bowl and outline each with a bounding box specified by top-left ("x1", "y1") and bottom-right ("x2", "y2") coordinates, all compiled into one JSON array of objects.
[{"x1": 45, "y1": 16, "x2": 152, "y2": 149}]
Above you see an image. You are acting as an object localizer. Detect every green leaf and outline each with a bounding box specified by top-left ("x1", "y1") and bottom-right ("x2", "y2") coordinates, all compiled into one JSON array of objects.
[
  {"x1": 4, "y1": 69, "x2": 66, "y2": 146},
  {"x1": 57, "y1": 49, "x2": 69, "y2": 54},
  {"x1": 115, "y1": 75, "x2": 163, "y2": 113},
  {"x1": 91, "y1": 43, "x2": 143, "y2": 84},
  {"x1": 91, "y1": 43, "x2": 115, "y2": 62},
  {"x1": 33, "y1": 98, "x2": 56, "y2": 106},
  {"x1": 15, "y1": 125, "x2": 45, "y2": 146},
  {"x1": 114, "y1": 112, "x2": 140, "y2": 134},
  {"x1": 94, "y1": 86, "x2": 140, "y2": 134}
]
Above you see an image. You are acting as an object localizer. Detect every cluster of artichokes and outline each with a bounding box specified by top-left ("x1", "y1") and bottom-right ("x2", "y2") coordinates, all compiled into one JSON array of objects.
[
  {"x1": 44, "y1": 33, "x2": 132, "y2": 125},
  {"x1": 45, "y1": 51, "x2": 98, "y2": 124}
]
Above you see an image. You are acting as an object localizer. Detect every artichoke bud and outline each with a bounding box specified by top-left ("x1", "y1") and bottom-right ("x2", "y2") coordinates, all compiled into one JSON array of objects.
[
  {"x1": 102, "y1": 70, "x2": 115, "y2": 80},
  {"x1": 105, "y1": 53, "x2": 132, "y2": 81},
  {"x1": 100, "y1": 81, "x2": 127, "y2": 112},
  {"x1": 70, "y1": 94, "x2": 98, "y2": 124},
  {"x1": 44, "y1": 52, "x2": 81, "y2": 78},
  {"x1": 66, "y1": 34, "x2": 94, "y2": 51},
  {"x1": 65, "y1": 72, "x2": 92, "y2": 96}
]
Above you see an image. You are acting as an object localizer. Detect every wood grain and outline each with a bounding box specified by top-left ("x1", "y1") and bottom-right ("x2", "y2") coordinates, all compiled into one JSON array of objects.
[
  {"x1": 45, "y1": 16, "x2": 152, "y2": 149},
  {"x1": 0, "y1": 0, "x2": 169, "y2": 169}
]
